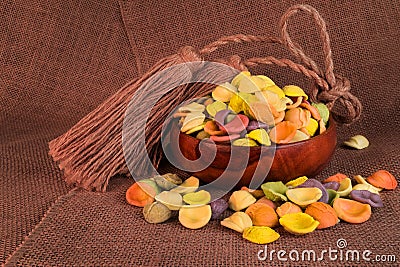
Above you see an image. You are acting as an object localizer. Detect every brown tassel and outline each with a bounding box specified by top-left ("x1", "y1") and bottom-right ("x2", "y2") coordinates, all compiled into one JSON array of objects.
[
  {"x1": 49, "y1": 46, "x2": 204, "y2": 191},
  {"x1": 49, "y1": 5, "x2": 362, "y2": 192},
  {"x1": 123, "y1": 58, "x2": 244, "y2": 178}
]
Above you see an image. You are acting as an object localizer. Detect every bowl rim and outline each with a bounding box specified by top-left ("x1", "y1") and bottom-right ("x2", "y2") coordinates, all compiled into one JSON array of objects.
[{"x1": 178, "y1": 116, "x2": 336, "y2": 151}]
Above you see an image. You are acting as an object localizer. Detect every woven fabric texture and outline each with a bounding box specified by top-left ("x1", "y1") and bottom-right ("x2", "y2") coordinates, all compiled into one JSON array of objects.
[
  {"x1": 0, "y1": 0, "x2": 137, "y2": 264},
  {"x1": 2, "y1": 0, "x2": 400, "y2": 266}
]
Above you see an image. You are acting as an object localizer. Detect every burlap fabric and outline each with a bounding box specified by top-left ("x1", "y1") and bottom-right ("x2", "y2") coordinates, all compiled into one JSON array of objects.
[
  {"x1": 1, "y1": 0, "x2": 399, "y2": 266},
  {"x1": 0, "y1": 0, "x2": 137, "y2": 264}
]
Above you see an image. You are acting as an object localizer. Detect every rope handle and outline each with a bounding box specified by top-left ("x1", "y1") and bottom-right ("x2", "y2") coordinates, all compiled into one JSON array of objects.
[{"x1": 181, "y1": 4, "x2": 362, "y2": 124}]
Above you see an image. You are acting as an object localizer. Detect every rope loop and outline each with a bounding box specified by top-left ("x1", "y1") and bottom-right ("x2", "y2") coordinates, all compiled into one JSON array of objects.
[{"x1": 193, "y1": 4, "x2": 362, "y2": 124}]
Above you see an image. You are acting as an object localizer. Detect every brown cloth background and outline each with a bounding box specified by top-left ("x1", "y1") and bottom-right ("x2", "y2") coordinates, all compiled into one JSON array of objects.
[{"x1": 1, "y1": 0, "x2": 399, "y2": 266}]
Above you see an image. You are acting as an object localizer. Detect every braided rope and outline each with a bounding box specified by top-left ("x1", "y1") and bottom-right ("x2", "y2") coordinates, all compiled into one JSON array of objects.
[
  {"x1": 49, "y1": 4, "x2": 363, "y2": 192},
  {"x1": 189, "y1": 4, "x2": 362, "y2": 124}
]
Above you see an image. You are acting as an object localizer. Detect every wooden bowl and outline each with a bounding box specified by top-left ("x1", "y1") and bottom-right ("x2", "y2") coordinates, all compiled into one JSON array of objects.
[{"x1": 168, "y1": 118, "x2": 337, "y2": 189}]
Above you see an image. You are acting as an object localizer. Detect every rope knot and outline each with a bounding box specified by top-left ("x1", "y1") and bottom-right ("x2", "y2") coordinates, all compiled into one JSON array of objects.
[
  {"x1": 317, "y1": 76, "x2": 362, "y2": 124},
  {"x1": 177, "y1": 46, "x2": 202, "y2": 63},
  {"x1": 176, "y1": 46, "x2": 205, "y2": 76},
  {"x1": 317, "y1": 76, "x2": 349, "y2": 100}
]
